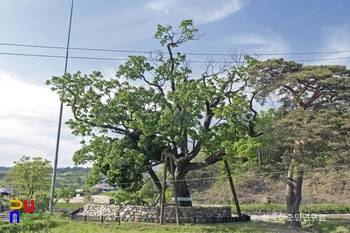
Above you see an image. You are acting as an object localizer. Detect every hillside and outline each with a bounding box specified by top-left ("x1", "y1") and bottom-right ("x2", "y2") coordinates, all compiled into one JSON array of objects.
[
  {"x1": 1, "y1": 164, "x2": 348, "y2": 207},
  {"x1": 188, "y1": 168, "x2": 350, "y2": 206},
  {"x1": 0, "y1": 166, "x2": 90, "y2": 189}
]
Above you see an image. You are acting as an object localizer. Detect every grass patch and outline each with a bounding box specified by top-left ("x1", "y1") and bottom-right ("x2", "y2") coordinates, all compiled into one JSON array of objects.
[
  {"x1": 305, "y1": 217, "x2": 350, "y2": 233},
  {"x1": 0, "y1": 214, "x2": 63, "y2": 233},
  {"x1": 44, "y1": 221, "x2": 276, "y2": 233},
  {"x1": 54, "y1": 203, "x2": 86, "y2": 210},
  {"x1": 234, "y1": 203, "x2": 285, "y2": 213},
  {"x1": 1, "y1": 213, "x2": 349, "y2": 233},
  {"x1": 230, "y1": 203, "x2": 350, "y2": 214},
  {"x1": 0, "y1": 217, "x2": 288, "y2": 233},
  {"x1": 301, "y1": 203, "x2": 350, "y2": 213}
]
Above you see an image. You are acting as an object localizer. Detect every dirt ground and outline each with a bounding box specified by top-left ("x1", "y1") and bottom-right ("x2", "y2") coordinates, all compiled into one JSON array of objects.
[{"x1": 57, "y1": 195, "x2": 111, "y2": 204}]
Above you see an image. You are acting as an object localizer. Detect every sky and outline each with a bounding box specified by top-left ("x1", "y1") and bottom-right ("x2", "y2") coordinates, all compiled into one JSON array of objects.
[{"x1": 0, "y1": 0, "x2": 349, "y2": 167}]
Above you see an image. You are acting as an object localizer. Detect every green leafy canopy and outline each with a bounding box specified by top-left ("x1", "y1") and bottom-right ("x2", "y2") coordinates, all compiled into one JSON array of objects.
[{"x1": 46, "y1": 20, "x2": 259, "y2": 192}]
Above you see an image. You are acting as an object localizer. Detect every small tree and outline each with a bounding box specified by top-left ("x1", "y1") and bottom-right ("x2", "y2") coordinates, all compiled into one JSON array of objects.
[
  {"x1": 56, "y1": 185, "x2": 76, "y2": 203},
  {"x1": 7, "y1": 156, "x2": 52, "y2": 198}
]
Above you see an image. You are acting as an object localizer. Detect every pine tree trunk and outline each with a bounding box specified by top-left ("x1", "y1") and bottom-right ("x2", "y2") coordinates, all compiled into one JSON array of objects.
[{"x1": 285, "y1": 159, "x2": 303, "y2": 228}]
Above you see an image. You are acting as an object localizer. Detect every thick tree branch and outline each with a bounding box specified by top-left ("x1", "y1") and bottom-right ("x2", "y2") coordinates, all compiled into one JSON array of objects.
[
  {"x1": 65, "y1": 85, "x2": 127, "y2": 134},
  {"x1": 182, "y1": 150, "x2": 225, "y2": 173}
]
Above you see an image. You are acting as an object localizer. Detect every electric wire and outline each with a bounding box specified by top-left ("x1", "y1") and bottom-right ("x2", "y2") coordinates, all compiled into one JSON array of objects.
[
  {"x1": 1, "y1": 51, "x2": 350, "y2": 63},
  {"x1": 4, "y1": 165, "x2": 349, "y2": 187},
  {"x1": 1, "y1": 42, "x2": 350, "y2": 56}
]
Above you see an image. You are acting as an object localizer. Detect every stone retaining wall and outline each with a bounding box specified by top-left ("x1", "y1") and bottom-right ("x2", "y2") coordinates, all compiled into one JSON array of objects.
[{"x1": 83, "y1": 204, "x2": 231, "y2": 223}]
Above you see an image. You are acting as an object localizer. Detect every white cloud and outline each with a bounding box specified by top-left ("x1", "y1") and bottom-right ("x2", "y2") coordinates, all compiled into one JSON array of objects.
[
  {"x1": 314, "y1": 25, "x2": 350, "y2": 68},
  {"x1": 227, "y1": 31, "x2": 289, "y2": 59},
  {"x1": 76, "y1": 0, "x2": 248, "y2": 48},
  {"x1": 0, "y1": 70, "x2": 81, "y2": 167},
  {"x1": 146, "y1": 0, "x2": 248, "y2": 25},
  {"x1": 0, "y1": 72, "x2": 57, "y2": 119}
]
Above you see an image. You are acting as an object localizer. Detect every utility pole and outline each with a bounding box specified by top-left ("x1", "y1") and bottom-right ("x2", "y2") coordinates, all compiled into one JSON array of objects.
[{"x1": 49, "y1": 0, "x2": 74, "y2": 213}]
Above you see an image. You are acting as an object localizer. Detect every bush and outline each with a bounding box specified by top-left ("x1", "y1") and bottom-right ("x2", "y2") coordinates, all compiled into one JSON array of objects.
[
  {"x1": 34, "y1": 192, "x2": 50, "y2": 212},
  {"x1": 138, "y1": 180, "x2": 158, "y2": 204},
  {"x1": 0, "y1": 219, "x2": 60, "y2": 233},
  {"x1": 112, "y1": 190, "x2": 144, "y2": 205}
]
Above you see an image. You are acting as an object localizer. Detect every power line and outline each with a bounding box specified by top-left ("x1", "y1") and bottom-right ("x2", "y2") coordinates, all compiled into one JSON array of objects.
[
  {"x1": 1, "y1": 42, "x2": 350, "y2": 56},
  {"x1": 1, "y1": 51, "x2": 350, "y2": 63},
  {"x1": 0, "y1": 52, "x2": 129, "y2": 61},
  {"x1": 0, "y1": 42, "x2": 150, "y2": 54},
  {"x1": 5, "y1": 165, "x2": 349, "y2": 187}
]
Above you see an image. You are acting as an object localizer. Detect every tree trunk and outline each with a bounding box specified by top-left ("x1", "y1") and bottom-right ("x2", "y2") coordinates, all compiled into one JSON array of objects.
[
  {"x1": 285, "y1": 159, "x2": 303, "y2": 228},
  {"x1": 173, "y1": 172, "x2": 192, "y2": 206}
]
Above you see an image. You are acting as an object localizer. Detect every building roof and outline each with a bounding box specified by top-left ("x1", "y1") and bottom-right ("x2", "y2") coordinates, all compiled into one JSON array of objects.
[
  {"x1": 93, "y1": 184, "x2": 116, "y2": 190},
  {"x1": 0, "y1": 186, "x2": 12, "y2": 195}
]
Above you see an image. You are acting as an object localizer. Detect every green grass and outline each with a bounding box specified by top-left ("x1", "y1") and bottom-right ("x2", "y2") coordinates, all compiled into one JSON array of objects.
[
  {"x1": 54, "y1": 203, "x2": 86, "y2": 210},
  {"x1": 235, "y1": 203, "x2": 285, "y2": 213},
  {"x1": 305, "y1": 216, "x2": 350, "y2": 233},
  {"x1": 0, "y1": 214, "x2": 289, "y2": 233},
  {"x1": 230, "y1": 203, "x2": 350, "y2": 214},
  {"x1": 1, "y1": 213, "x2": 349, "y2": 233},
  {"x1": 45, "y1": 221, "x2": 283, "y2": 233},
  {"x1": 301, "y1": 203, "x2": 350, "y2": 213}
]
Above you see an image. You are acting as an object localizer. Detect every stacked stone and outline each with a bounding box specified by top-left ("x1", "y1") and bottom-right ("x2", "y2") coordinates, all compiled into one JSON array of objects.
[
  {"x1": 82, "y1": 204, "x2": 231, "y2": 223},
  {"x1": 83, "y1": 204, "x2": 120, "y2": 220},
  {"x1": 163, "y1": 206, "x2": 231, "y2": 223},
  {"x1": 119, "y1": 206, "x2": 159, "y2": 223}
]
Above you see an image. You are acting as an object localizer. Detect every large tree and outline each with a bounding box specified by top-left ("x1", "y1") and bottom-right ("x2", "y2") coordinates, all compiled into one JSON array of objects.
[
  {"x1": 248, "y1": 59, "x2": 350, "y2": 227},
  {"x1": 7, "y1": 156, "x2": 52, "y2": 198},
  {"x1": 46, "y1": 20, "x2": 258, "y2": 206}
]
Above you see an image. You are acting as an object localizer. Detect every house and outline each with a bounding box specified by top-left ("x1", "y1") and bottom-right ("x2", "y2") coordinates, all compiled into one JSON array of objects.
[
  {"x1": 93, "y1": 184, "x2": 117, "y2": 193},
  {"x1": 75, "y1": 189, "x2": 84, "y2": 193},
  {"x1": 93, "y1": 178, "x2": 119, "y2": 193},
  {"x1": 0, "y1": 186, "x2": 12, "y2": 212}
]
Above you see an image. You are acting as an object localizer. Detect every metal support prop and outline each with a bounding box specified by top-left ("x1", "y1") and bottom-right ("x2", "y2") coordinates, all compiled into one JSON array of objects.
[
  {"x1": 159, "y1": 157, "x2": 168, "y2": 224},
  {"x1": 224, "y1": 160, "x2": 242, "y2": 219},
  {"x1": 170, "y1": 157, "x2": 180, "y2": 225}
]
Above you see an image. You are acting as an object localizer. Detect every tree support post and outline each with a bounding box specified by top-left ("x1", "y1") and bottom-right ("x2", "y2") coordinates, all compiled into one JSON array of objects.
[
  {"x1": 170, "y1": 157, "x2": 180, "y2": 225},
  {"x1": 160, "y1": 157, "x2": 168, "y2": 225},
  {"x1": 224, "y1": 160, "x2": 242, "y2": 219}
]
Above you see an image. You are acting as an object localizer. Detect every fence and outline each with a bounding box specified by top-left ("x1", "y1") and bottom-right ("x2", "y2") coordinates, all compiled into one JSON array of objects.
[
  {"x1": 0, "y1": 214, "x2": 7, "y2": 221},
  {"x1": 70, "y1": 214, "x2": 121, "y2": 224},
  {"x1": 69, "y1": 214, "x2": 249, "y2": 224}
]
